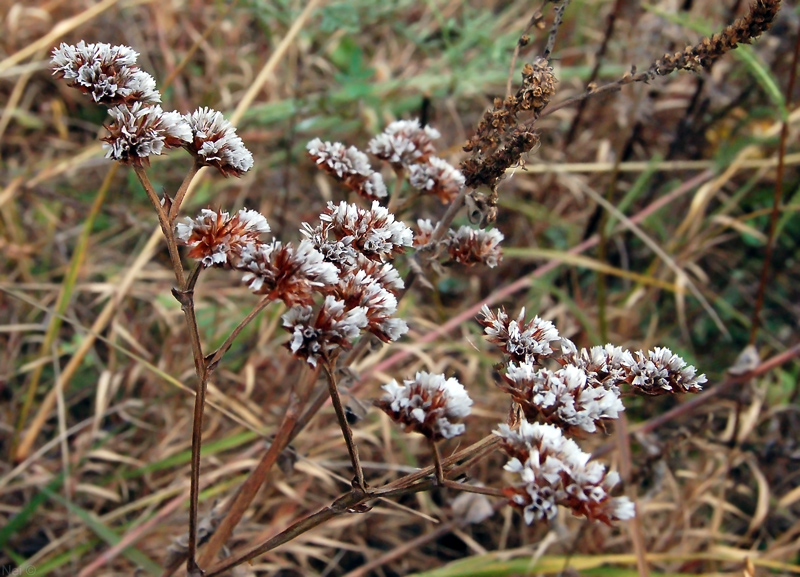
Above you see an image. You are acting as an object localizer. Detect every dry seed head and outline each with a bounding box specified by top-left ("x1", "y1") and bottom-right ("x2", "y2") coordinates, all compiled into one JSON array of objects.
[
  {"x1": 102, "y1": 103, "x2": 191, "y2": 166},
  {"x1": 51, "y1": 41, "x2": 160, "y2": 106},
  {"x1": 376, "y1": 372, "x2": 473, "y2": 440},
  {"x1": 175, "y1": 208, "x2": 270, "y2": 268},
  {"x1": 183, "y1": 107, "x2": 254, "y2": 177}
]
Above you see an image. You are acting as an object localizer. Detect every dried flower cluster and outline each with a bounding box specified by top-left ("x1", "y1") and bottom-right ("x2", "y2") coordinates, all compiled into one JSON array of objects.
[
  {"x1": 52, "y1": 41, "x2": 252, "y2": 177},
  {"x1": 415, "y1": 220, "x2": 504, "y2": 268},
  {"x1": 308, "y1": 120, "x2": 466, "y2": 206},
  {"x1": 307, "y1": 138, "x2": 387, "y2": 201},
  {"x1": 496, "y1": 421, "x2": 635, "y2": 524},
  {"x1": 462, "y1": 57, "x2": 557, "y2": 190},
  {"x1": 175, "y1": 208, "x2": 270, "y2": 268},
  {"x1": 481, "y1": 306, "x2": 705, "y2": 524},
  {"x1": 52, "y1": 41, "x2": 160, "y2": 105},
  {"x1": 376, "y1": 372, "x2": 473, "y2": 440},
  {"x1": 650, "y1": 0, "x2": 781, "y2": 75}
]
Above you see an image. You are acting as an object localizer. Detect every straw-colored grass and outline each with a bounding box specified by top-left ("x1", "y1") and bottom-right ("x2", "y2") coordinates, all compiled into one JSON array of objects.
[{"x1": 1, "y1": 1, "x2": 798, "y2": 576}]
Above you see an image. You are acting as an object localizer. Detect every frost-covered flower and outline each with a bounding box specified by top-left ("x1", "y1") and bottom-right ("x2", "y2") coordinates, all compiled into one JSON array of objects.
[
  {"x1": 184, "y1": 107, "x2": 253, "y2": 177},
  {"x1": 103, "y1": 103, "x2": 191, "y2": 165},
  {"x1": 307, "y1": 138, "x2": 387, "y2": 201},
  {"x1": 408, "y1": 158, "x2": 465, "y2": 203},
  {"x1": 335, "y1": 269, "x2": 408, "y2": 342},
  {"x1": 368, "y1": 119, "x2": 440, "y2": 168},
  {"x1": 501, "y1": 363, "x2": 624, "y2": 434},
  {"x1": 447, "y1": 226, "x2": 504, "y2": 268},
  {"x1": 239, "y1": 240, "x2": 339, "y2": 306},
  {"x1": 413, "y1": 219, "x2": 437, "y2": 248},
  {"x1": 479, "y1": 305, "x2": 560, "y2": 365},
  {"x1": 557, "y1": 339, "x2": 636, "y2": 389},
  {"x1": 558, "y1": 340, "x2": 705, "y2": 395},
  {"x1": 376, "y1": 372, "x2": 472, "y2": 440},
  {"x1": 628, "y1": 347, "x2": 707, "y2": 395},
  {"x1": 495, "y1": 420, "x2": 635, "y2": 525},
  {"x1": 282, "y1": 296, "x2": 368, "y2": 366},
  {"x1": 175, "y1": 208, "x2": 270, "y2": 268},
  {"x1": 315, "y1": 201, "x2": 413, "y2": 262},
  {"x1": 51, "y1": 41, "x2": 160, "y2": 105}
]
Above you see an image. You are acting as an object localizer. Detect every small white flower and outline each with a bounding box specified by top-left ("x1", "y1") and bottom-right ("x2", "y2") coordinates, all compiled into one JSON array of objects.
[
  {"x1": 103, "y1": 103, "x2": 191, "y2": 165},
  {"x1": 368, "y1": 119, "x2": 440, "y2": 168},
  {"x1": 184, "y1": 107, "x2": 253, "y2": 177},
  {"x1": 318, "y1": 201, "x2": 413, "y2": 262},
  {"x1": 408, "y1": 157, "x2": 465, "y2": 203},
  {"x1": 307, "y1": 138, "x2": 387, "y2": 200},
  {"x1": 376, "y1": 372, "x2": 473, "y2": 440},
  {"x1": 479, "y1": 305, "x2": 560, "y2": 364},
  {"x1": 176, "y1": 208, "x2": 270, "y2": 268}
]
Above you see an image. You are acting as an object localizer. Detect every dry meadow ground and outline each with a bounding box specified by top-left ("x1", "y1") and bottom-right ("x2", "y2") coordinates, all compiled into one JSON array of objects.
[{"x1": 1, "y1": 0, "x2": 799, "y2": 575}]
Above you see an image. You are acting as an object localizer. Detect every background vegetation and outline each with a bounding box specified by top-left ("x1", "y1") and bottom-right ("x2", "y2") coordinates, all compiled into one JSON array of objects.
[{"x1": 1, "y1": 0, "x2": 798, "y2": 575}]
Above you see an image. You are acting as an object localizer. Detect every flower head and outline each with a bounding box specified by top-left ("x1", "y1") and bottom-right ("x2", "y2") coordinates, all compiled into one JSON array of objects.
[
  {"x1": 51, "y1": 41, "x2": 160, "y2": 106},
  {"x1": 102, "y1": 102, "x2": 191, "y2": 165},
  {"x1": 335, "y1": 269, "x2": 408, "y2": 342},
  {"x1": 479, "y1": 305, "x2": 560, "y2": 365},
  {"x1": 184, "y1": 107, "x2": 253, "y2": 177},
  {"x1": 557, "y1": 339, "x2": 635, "y2": 389},
  {"x1": 413, "y1": 219, "x2": 437, "y2": 248},
  {"x1": 376, "y1": 372, "x2": 472, "y2": 440},
  {"x1": 501, "y1": 363, "x2": 624, "y2": 434},
  {"x1": 175, "y1": 208, "x2": 270, "y2": 268},
  {"x1": 368, "y1": 119, "x2": 440, "y2": 168},
  {"x1": 408, "y1": 158, "x2": 465, "y2": 203},
  {"x1": 495, "y1": 420, "x2": 634, "y2": 525},
  {"x1": 447, "y1": 226, "x2": 504, "y2": 268},
  {"x1": 282, "y1": 296, "x2": 368, "y2": 366},
  {"x1": 307, "y1": 138, "x2": 387, "y2": 201},
  {"x1": 240, "y1": 240, "x2": 339, "y2": 306},
  {"x1": 315, "y1": 201, "x2": 413, "y2": 262},
  {"x1": 628, "y1": 348, "x2": 707, "y2": 395}
]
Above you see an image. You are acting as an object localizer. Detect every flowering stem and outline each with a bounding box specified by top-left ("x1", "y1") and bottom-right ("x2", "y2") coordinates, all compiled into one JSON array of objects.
[
  {"x1": 133, "y1": 165, "x2": 186, "y2": 287},
  {"x1": 194, "y1": 367, "x2": 317, "y2": 570},
  {"x1": 429, "y1": 185, "x2": 469, "y2": 246},
  {"x1": 428, "y1": 438, "x2": 445, "y2": 485},
  {"x1": 168, "y1": 160, "x2": 202, "y2": 225},
  {"x1": 322, "y1": 361, "x2": 367, "y2": 491},
  {"x1": 205, "y1": 296, "x2": 274, "y2": 371}
]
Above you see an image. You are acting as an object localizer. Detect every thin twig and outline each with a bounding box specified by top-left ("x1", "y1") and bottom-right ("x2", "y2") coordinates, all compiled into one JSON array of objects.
[
  {"x1": 168, "y1": 160, "x2": 202, "y2": 224},
  {"x1": 386, "y1": 167, "x2": 405, "y2": 214},
  {"x1": 429, "y1": 438, "x2": 445, "y2": 485},
  {"x1": 323, "y1": 361, "x2": 367, "y2": 491},
  {"x1": 542, "y1": 0, "x2": 570, "y2": 62},
  {"x1": 205, "y1": 296, "x2": 274, "y2": 371}
]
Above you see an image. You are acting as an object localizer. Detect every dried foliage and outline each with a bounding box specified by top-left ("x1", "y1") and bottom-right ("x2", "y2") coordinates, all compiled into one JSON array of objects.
[{"x1": 1, "y1": 1, "x2": 797, "y2": 577}]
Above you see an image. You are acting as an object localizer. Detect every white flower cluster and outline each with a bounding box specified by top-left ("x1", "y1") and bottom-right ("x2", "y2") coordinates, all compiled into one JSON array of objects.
[
  {"x1": 408, "y1": 157, "x2": 466, "y2": 204},
  {"x1": 282, "y1": 296, "x2": 368, "y2": 367},
  {"x1": 175, "y1": 208, "x2": 270, "y2": 268},
  {"x1": 629, "y1": 347, "x2": 708, "y2": 394},
  {"x1": 184, "y1": 108, "x2": 254, "y2": 177},
  {"x1": 336, "y1": 269, "x2": 408, "y2": 343},
  {"x1": 307, "y1": 138, "x2": 387, "y2": 201},
  {"x1": 446, "y1": 226, "x2": 504, "y2": 268},
  {"x1": 503, "y1": 363, "x2": 624, "y2": 434},
  {"x1": 103, "y1": 102, "x2": 191, "y2": 164},
  {"x1": 52, "y1": 41, "x2": 160, "y2": 105},
  {"x1": 367, "y1": 119, "x2": 440, "y2": 168},
  {"x1": 495, "y1": 420, "x2": 635, "y2": 524},
  {"x1": 316, "y1": 201, "x2": 413, "y2": 262},
  {"x1": 239, "y1": 240, "x2": 340, "y2": 306},
  {"x1": 377, "y1": 372, "x2": 473, "y2": 440},
  {"x1": 53, "y1": 42, "x2": 253, "y2": 176},
  {"x1": 479, "y1": 305, "x2": 561, "y2": 365}
]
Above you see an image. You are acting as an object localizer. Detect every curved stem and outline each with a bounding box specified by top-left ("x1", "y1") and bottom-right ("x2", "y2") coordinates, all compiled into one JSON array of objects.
[
  {"x1": 206, "y1": 296, "x2": 274, "y2": 371},
  {"x1": 168, "y1": 160, "x2": 202, "y2": 225}
]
